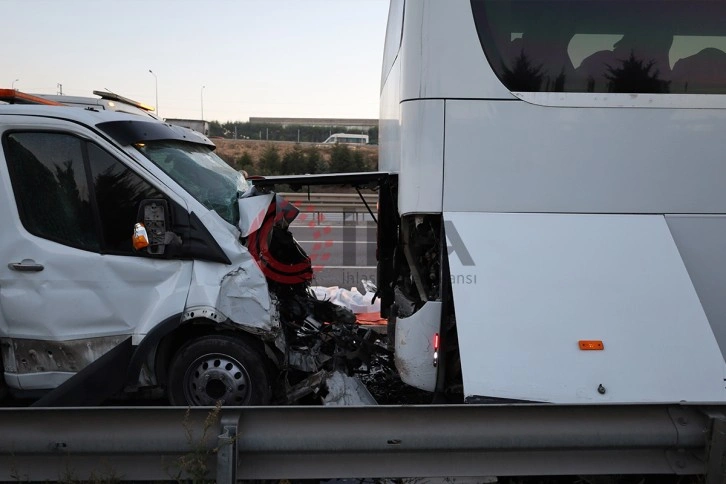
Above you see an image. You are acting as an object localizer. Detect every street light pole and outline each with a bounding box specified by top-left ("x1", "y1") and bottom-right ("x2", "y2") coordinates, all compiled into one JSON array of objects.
[
  {"x1": 148, "y1": 69, "x2": 158, "y2": 115},
  {"x1": 12, "y1": 79, "x2": 19, "y2": 90},
  {"x1": 201, "y1": 85, "x2": 206, "y2": 121}
]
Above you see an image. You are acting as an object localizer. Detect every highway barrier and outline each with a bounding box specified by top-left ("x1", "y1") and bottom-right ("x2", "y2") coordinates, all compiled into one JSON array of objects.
[
  {"x1": 0, "y1": 404, "x2": 724, "y2": 482},
  {"x1": 281, "y1": 192, "x2": 377, "y2": 224}
]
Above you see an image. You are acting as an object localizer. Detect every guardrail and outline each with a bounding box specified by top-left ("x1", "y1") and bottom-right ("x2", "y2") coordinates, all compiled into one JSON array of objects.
[
  {"x1": 280, "y1": 192, "x2": 377, "y2": 223},
  {"x1": 1, "y1": 404, "x2": 724, "y2": 482},
  {"x1": 280, "y1": 192, "x2": 376, "y2": 207}
]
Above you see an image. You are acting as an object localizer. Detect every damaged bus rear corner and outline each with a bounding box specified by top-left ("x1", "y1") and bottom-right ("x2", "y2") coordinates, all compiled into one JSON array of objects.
[{"x1": 376, "y1": 92, "x2": 463, "y2": 401}]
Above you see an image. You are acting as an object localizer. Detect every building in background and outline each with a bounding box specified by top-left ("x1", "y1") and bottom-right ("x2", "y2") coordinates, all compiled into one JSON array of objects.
[
  {"x1": 166, "y1": 118, "x2": 209, "y2": 136},
  {"x1": 249, "y1": 117, "x2": 376, "y2": 131}
]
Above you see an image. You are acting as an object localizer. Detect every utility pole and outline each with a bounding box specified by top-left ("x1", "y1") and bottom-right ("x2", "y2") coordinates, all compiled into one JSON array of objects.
[
  {"x1": 201, "y1": 85, "x2": 206, "y2": 121},
  {"x1": 57, "y1": 83, "x2": 63, "y2": 95},
  {"x1": 148, "y1": 69, "x2": 158, "y2": 115}
]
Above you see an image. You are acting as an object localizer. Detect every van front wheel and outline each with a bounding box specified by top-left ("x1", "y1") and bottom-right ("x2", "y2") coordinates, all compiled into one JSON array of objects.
[{"x1": 167, "y1": 335, "x2": 271, "y2": 406}]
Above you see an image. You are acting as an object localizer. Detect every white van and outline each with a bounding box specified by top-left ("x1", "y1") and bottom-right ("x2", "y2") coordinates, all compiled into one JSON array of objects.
[
  {"x1": 0, "y1": 103, "x2": 367, "y2": 406},
  {"x1": 323, "y1": 133, "x2": 369, "y2": 145}
]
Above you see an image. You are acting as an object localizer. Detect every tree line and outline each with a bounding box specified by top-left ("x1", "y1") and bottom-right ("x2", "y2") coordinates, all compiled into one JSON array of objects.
[
  {"x1": 208, "y1": 121, "x2": 378, "y2": 145},
  {"x1": 221, "y1": 143, "x2": 377, "y2": 177}
]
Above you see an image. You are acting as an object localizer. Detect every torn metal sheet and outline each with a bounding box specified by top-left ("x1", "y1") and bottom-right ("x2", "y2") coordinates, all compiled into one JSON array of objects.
[
  {"x1": 217, "y1": 258, "x2": 275, "y2": 336},
  {"x1": 287, "y1": 344, "x2": 332, "y2": 372},
  {"x1": 237, "y1": 193, "x2": 274, "y2": 237},
  {"x1": 194, "y1": 208, "x2": 244, "y2": 259},
  {"x1": 182, "y1": 208, "x2": 273, "y2": 336},
  {"x1": 323, "y1": 370, "x2": 378, "y2": 406},
  {"x1": 178, "y1": 205, "x2": 276, "y2": 336},
  {"x1": 282, "y1": 370, "x2": 328, "y2": 404}
]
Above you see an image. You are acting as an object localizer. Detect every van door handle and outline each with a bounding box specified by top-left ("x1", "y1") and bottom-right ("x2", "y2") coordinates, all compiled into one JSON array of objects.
[{"x1": 8, "y1": 259, "x2": 44, "y2": 272}]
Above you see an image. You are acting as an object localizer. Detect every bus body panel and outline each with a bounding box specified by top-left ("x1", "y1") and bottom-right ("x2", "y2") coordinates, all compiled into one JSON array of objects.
[
  {"x1": 398, "y1": 100, "x2": 444, "y2": 216},
  {"x1": 400, "y1": 1, "x2": 514, "y2": 101},
  {"x1": 379, "y1": 56, "x2": 402, "y2": 175},
  {"x1": 445, "y1": 211, "x2": 726, "y2": 404},
  {"x1": 443, "y1": 99, "x2": 726, "y2": 214},
  {"x1": 665, "y1": 215, "x2": 726, "y2": 361}
]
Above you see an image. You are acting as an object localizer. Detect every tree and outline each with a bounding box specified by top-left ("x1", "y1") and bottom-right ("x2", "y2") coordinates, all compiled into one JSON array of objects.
[
  {"x1": 281, "y1": 145, "x2": 306, "y2": 175},
  {"x1": 329, "y1": 144, "x2": 353, "y2": 173},
  {"x1": 208, "y1": 120, "x2": 224, "y2": 137},
  {"x1": 502, "y1": 51, "x2": 544, "y2": 92},
  {"x1": 236, "y1": 151, "x2": 254, "y2": 173},
  {"x1": 350, "y1": 150, "x2": 365, "y2": 172},
  {"x1": 303, "y1": 146, "x2": 323, "y2": 174},
  {"x1": 257, "y1": 145, "x2": 281, "y2": 175},
  {"x1": 605, "y1": 51, "x2": 670, "y2": 94},
  {"x1": 366, "y1": 151, "x2": 379, "y2": 171}
]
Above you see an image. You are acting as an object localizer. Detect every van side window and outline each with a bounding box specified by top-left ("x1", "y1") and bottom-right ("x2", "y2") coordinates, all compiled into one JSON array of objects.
[
  {"x1": 4, "y1": 132, "x2": 100, "y2": 252},
  {"x1": 88, "y1": 143, "x2": 163, "y2": 254}
]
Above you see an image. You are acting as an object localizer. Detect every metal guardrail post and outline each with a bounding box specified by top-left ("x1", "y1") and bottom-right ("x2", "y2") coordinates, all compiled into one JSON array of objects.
[{"x1": 217, "y1": 412, "x2": 239, "y2": 484}]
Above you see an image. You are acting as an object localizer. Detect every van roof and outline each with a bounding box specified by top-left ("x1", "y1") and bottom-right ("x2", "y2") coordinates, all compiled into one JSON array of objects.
[
  {"x1": 1, "y1": 89, "x2": 160, "y2": 120},
  {"x1": 0, "y1": 105, "x2": 214, "y2": 148}
]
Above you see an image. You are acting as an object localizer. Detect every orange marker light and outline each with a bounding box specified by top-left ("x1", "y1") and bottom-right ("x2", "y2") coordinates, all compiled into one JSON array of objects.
[
  {"x1": 579, "y1": 340, "x2": 604, "y2": 351},
  {"x1": 132, "y1": 223, "x2": 150, "y2": 250}
]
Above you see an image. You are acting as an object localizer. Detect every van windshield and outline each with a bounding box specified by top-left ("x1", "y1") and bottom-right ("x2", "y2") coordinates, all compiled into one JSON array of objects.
[{"x1": 135, "y1": 140, "x2": 249, "y2": 225}]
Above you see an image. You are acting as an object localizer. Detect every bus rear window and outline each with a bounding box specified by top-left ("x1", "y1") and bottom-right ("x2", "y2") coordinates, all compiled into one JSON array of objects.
[{"x1": 470, "y1": 0, "x2": 726, "y2": 94}]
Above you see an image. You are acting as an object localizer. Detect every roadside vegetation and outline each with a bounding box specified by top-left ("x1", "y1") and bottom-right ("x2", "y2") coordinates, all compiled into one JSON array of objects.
[
  {"x1": 207, "y1": 121, "x2": 378, "y2": 177},
  {"x1": 214, "y1": 139, "x2": 378, "y2": 177},
  {"x1": 207, "y1": 121, "x2": 378, "y2": 145}
]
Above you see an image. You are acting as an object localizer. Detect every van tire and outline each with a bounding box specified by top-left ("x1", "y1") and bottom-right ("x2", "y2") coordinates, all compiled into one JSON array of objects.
[{"x1": 167, "y1": 335, "x2": 271, "y2": 406}]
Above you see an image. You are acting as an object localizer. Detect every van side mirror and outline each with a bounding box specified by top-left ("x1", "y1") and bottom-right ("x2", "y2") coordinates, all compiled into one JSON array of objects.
[{"x1": 134, "y1": 199, "x2": 178, "y2": 255}]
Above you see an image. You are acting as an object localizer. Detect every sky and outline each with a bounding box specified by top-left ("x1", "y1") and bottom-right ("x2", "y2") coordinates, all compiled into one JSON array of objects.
[{"x1": 2, "y1": 0, "x2": 390, "y2": 122}]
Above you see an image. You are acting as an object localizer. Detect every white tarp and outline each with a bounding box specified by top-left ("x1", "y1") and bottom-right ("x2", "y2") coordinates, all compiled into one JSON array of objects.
[{"x1": 311, "y1": 282, "x2": 380, "y2": 314}]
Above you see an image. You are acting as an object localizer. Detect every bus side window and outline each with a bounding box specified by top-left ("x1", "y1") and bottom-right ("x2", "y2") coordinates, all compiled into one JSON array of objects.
[
  {"x1": 670, "y1": 37, "x2": 726, "y2": 94},
  {"x1": 576, "y1": 32, "x2": 673, "y2": 93},
  {"x1": 471, "y1": 0, "x2": 726, "y2": 95}
]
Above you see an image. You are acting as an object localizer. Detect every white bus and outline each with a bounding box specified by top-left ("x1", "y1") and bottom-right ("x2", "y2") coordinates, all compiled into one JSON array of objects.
[
  {"x1": 376, "y1": 0, "x2": 726, "y2": 405},
  {"x1": 322, "y1": 133, "x2": 369, "y2": 145}
]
